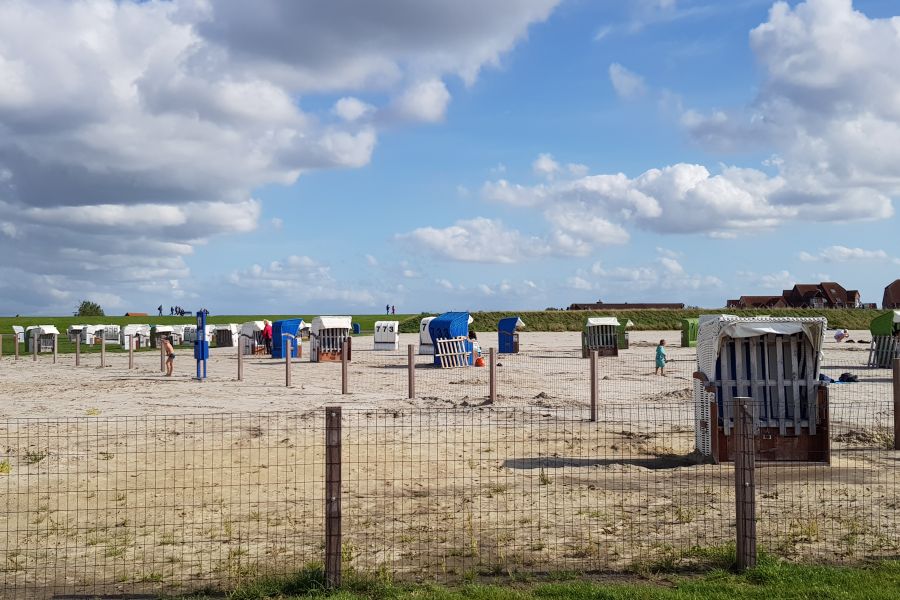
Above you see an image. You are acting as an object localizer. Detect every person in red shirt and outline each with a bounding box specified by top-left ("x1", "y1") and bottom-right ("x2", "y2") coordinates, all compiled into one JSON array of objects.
[{"x1": 262, "y1": 320, "x2": 273, "y2": 354}]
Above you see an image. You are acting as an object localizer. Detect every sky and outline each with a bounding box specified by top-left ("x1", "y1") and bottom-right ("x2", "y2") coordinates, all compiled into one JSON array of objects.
[{"x1": 1, "y1": 0, "x2": 899, "y2": 315}]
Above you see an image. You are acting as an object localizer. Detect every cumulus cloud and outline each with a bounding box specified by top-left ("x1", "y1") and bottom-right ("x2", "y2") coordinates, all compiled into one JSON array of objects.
[
  {"x1": 482, "y1": 1, "x2": 899, "y2": 248},
  {"x1": 681, "y1": 0, "x2": 898, "y2": 220},
  {"x1": 392, "y1": 79, "x2": 451, "y2": 122},
  {"x1": 608, "y1": 63, "x2": 646, "y2": 99},
  {"x1": 572, "y1": 252, "x2": 722, "y2": 294},
  {"x1": 397, "y1": 215, "x2": 626, "y2": 264},
  {"x1": 533, "y1": 153, "x2": 561, "y2": 178},
  {"x1": 0, "y1": 0, "x2": 560, "y2": 313},
  {"x1": 227, "y1": 255, "x2": 376, "y2": 308},
  {"x1": 800, "y1": 245, "x2": 900, "y2": 264},
  {"x1": 333, "y1": 97, "x2": 375, "y2": 122}
]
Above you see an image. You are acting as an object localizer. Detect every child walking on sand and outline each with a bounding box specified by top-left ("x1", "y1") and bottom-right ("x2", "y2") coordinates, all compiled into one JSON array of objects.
[{"x1": 655, "y1": 339, "x2": 667, "y2": 376}]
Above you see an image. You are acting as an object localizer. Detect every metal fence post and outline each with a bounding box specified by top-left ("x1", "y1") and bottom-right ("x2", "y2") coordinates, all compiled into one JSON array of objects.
[
  {"x1": 893, "y1": 358, "x2": 900, "y2": 451},
  {"x1": 590, "y1": 349, "x2": 598, "y2": 422},
  {"x1": 407, "y1": 344, "x2": 415, "y2": 399},
  {"x1": 325, "y1": 407, "x2": 342, "y2": 588},
  {"x1": 341, "y1": 340, "x2": 348, "y2": 395},
  {"x1": 128, "y1": 335, "x2": 134, "y2": 369},
  {"x1": 284, "y1": 334, "x2": 293, "y2": 387},
  {"x1": 489, "y1": 347, "x2": 497, "y2": 403},
  {"x1": 53, "y1": 334, "x2": 57, "y2": 364},
  {"x1": 237, "y1": 339, "x2": 243, "y2": 382},
  {"x1": 75, "y1": 335, "x2": 81, "y2": 366},
  {"x1": 734, "y1": 397, "x2": 757, "y2": 571}
]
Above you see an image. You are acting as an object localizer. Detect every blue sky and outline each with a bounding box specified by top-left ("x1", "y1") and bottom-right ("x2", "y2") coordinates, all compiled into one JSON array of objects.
[{"x1": 1, "y1": 0, "x2": 898, "y2": 314}]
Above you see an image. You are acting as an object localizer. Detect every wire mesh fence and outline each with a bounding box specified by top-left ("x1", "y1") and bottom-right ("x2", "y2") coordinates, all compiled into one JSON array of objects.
[{"x1": 0, "y1": 341, "x2": 898, "y2": 598}]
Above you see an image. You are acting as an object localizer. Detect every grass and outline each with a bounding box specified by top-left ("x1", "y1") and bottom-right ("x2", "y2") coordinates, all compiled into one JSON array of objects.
[{"x1": 176, "y1": 558, "x2": 900, "y2": 600}]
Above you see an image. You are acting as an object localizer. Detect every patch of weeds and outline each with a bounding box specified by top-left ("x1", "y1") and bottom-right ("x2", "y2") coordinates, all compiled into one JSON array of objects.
[
  {"x1": 539, "y1": 468, "x2": 552, "y2": 486},
  {"x1": 227, "y1": 563, "x2": 326, "y2": 600},
  {"x1": 99, "y1": 452, "x2": 114, "y2": 460},
  {"x1": 0, "y1": 459, "x2": 10, "y2": 474},
  {"x1": 486, "y1": 483, "x2": 510, "y2": 497},
  {"x1": 23, "y1": 450, "x2": 47, "y2": 465},
  {"x1": 85, "y1": 408, "x2": 101, "y2": 416}
]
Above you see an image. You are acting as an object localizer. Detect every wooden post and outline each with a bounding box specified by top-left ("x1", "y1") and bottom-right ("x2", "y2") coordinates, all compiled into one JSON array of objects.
[
  {"x1": 52, "y1": 335, "x2": 57, "y2": 364},
  {"x1": 325, "y1": 407, "x2": 342, "y2": 588},
  {"x1": 75, "y1": 335, "x2": 80, "y2": 366},
  {"x1": 0, "y1": 333, "x2": 3, "y2": 360},
  {"x1": 893, "y1": 358, "x2": 900, "y2": 451},
  {"x1": 100, "y1": 338, "x2": 106, "y2": 368},
  {"x1": 32, "y1": 331, "x2": 37, "y2": 362},
  {"x1": 407, "y1": 344, "x2": 415, "y2": 399},
  {"x1": 590, "y1": 349, "x2": 598, "y2": 422},
  {"x1": 341, "y1": 340, "x2": 348, "y2": 395},
  {"x1": 285, "y1": 334, "x2": 292, "y2": 387},
  {"x1": 128, "y1": 335, "x2": 134, "y2": 369},
  {"x1": 159, "y1": 337, "x2": 165, "y2": 373},
  {"x1": 237, "y1": 339, "x2": 243, "y2": 381},
  {"x1": 14, "y1": 333, "x2": 19, "y2": 360},
  {"x1": 489, "y1": 347, "x2": 497, "y2": 403},
  {"x1": 734, "y1": 397, "x2": 757, "y2": 571}
]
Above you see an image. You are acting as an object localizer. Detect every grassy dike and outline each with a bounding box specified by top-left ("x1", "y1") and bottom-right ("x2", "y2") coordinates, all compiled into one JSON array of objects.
[
  {"x1": 0, "y1": 308, "x2": 884, "y2": 355},
  {"x1": 400, "y1": 308, "x2": 884, "y2": 334}
]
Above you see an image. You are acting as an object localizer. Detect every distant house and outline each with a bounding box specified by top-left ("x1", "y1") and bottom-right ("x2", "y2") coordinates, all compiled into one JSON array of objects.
[
  {"x1": 728, "y1": 282, "x2": 862, "y2": 310},
  {"x1": 568, "y1": 299, "x2": 685, "y2": 310},
  {"x1": 885, "y1": 279, "x2": 900, "y2": 309},
  {"x1": 726, "y1": 295, "x2": 788, "y2": 309}
]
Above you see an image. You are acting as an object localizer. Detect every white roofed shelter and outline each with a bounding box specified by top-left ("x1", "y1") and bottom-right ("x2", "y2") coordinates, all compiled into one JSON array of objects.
[
  {"x1": 121, "y1": 325, "x2": 151, "y2": 349},
  {"x1": 418, "y1": 317, "x2": 436, "y2": 355},
  {"x1": 581, "y1": 317, "x2": 620, "y2": 358},
  {"x1": 311, "y1": 316, "x2": 351, "y2": 362},
  {"x1": 240, "y1": 321, "x2": 266, "y2": 355},
  {"x1": 27, "y1": 325, "x2": 60, "y2": 353},
  {"x1": 373, "y1": 320, "x2": 399, "y2": 351},
  {"x1": 693, "y1": 315, "x2": 828, "y2": 463},
  {"x1": 214, "y1": 324, "x2": 240, "y2": 347},
  {"x1": 12, "y1": 326, "x2": 25, "y2": 344}
]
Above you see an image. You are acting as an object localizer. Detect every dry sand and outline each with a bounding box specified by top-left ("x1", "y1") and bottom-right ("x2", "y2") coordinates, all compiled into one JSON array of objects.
[{"x1": 0, "y1": 330, "x2": 895, "y2": 597}]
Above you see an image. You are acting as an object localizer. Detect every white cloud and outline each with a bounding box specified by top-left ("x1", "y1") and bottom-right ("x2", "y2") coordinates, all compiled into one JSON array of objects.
[
  {"x1": 0, "y1": 0, "x2": 560, "y2": 313},
  {"x1": 270, "y1": 217, "x2": 284, "y2": 230},
  {"x1": 365, "y1": 254, "x2": 379, "y2": 267},
  {"x1": 392, "y1": 79, "x2": 451, "y2": 123},
  {"x1": 682, "y1": 0, "x2": 898, "y2": 221},
  {"x1": 402, "y1": 269, "x2": 421, "y2": 279},
  {"x1": 397, "y1": 215, "x2": 626, "y2": 264},
  {"x1": 608, "y1": 63, "x2": 646, "y2": 99},
  {"x1": 737, "y1": 270, "x2": 795, "y2": 292},
  {"x1": 533, "y1": 153, "x2": 561, "y2": 178},
  {"x1": 333, "y1": 97, "x2": 375, "y2": 122},
  {"x1": 799, "y1": 245, "x2": 900, "y2": 264},
  {"x1": 228, "y1": 254, "x2": 375, "y2": 307},
  {"x1": 581, "y1": 253, "x2": 722, "y2": 294}
]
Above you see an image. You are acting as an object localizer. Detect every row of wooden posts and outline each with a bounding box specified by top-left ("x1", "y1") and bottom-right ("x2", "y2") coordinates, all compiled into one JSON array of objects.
[{"x1": 0, "y1": 333, "x2": 170, "y2": 372}]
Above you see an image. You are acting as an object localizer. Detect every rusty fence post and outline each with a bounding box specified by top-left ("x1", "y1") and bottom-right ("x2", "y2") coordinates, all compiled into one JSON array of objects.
[
  {"x1": 341, "y1": 340, "x2": 348, "y2": 395},
  {"x1": 590, "y1": 349, "x2": 598, "y2": 422},
  {"x1": 734, "y1": 397, "x2": 757, "y2": 571},
  {"x1": 893, "y1": 358, "x2": 900, "y2": 451},
  {"x1": 325, "y1": 407, "x2": 342, "y2": 588},
  {"x1": 489, "y1": 347, "x2": 497, "y2": 403},
  {"x1": 407, "y1": 344, "x2": 415, "y2": 399}
]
